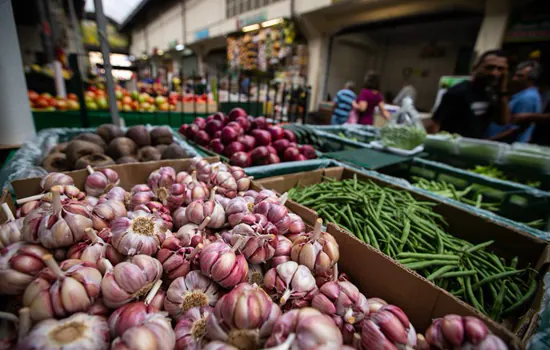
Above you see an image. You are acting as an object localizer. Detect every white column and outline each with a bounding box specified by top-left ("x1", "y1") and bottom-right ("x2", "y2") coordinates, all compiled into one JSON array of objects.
[
  {"x1": 307, "y1": 35, "x2": 330, "y2": 111},
  {"x1": 0, "y1": 0, "x2": 35, "y2": 145},
  {"x1": 474, "y1": 0, "x2": 510, "y2": 56}
]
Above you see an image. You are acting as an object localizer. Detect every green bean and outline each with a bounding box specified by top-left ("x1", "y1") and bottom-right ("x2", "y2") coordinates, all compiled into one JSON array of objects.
[
  {"x1": 405, "y1": 260, "x2": 458, "y2": 270},
  {"x1": 472, "y1": 270, "x2": 526, "y2": 291},
  {"x1": 504, "y1": 278, "x2": 537, "y2": 315},
  {"x1": 397, "y1": 253, "x2": 459, "y2": 260},
  {"x1": 465, "y1": 241, "x2": 494, "y2": 253},
  {"x1": 436, "y1": 270, "x2": 478, "y2": 279},
  {"x1": 427, "y1": 265, "x2": 456, "y2": 281}
]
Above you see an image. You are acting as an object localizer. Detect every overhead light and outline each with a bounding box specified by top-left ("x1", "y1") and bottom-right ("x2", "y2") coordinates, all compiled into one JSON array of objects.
[
  {"x1": 242, "y1": 23, "x2": 260, "y2": 32},
  {"x1": 175, "y1": 44, "x2": 185, "y2": 51},
  {"x1": 261, "y1": 18, "x2": 284, "y2": 28},
  {"x1": 158, "y1": 50, "x2": 164, "y2": 56}
]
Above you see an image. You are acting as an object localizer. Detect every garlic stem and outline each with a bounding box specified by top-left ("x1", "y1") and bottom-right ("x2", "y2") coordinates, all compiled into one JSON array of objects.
[
  {"x1": 332, "y1": 263, "x2": 339, "y2": 282},
  {"x1": 16, "y1": 194, "x2": 45, "y2": 205},
  {"x1": 192, "y1": 171, "x2": 197, "y2": 182},
  {"x1": 198, "y1": 216, "x2": 211, "y2": 231},
  {"x1": 209, "y1": 187, "x2": 218, "y2": 201},
  {"x1": 344, "y1": 308, "x2": 355, "y2": 324},
  {"x1": 43, "y1": 254, "x2": 65, "y2": 279},
  {"x1": 86, "y1": 165, "x2": 95, "y2": 175},
  {"x1": 187, "y1": 244, "x2": 203, "y2": 260},
  {"x1": 311, "y1": 218, "x2": 323, "y2": 241},
  {"x1": 231, "y1": 236, "x2": 244, "y2": 252},
  {"x1": 279, "y1": 289, "x2": 292, "y2": 305},
  {"x1": 279, "y1": 192, "x2": 288, "y2": 206},
  {"x1": 51, "y1": 189, "x2": 62, "y2": 217},
  {"x1": 18, "y1": 308, "x2": 30, "y2": 342},
  {"x1": 144, "y1": 280, "x2": 163, "y2": 306},
  {"x1": 85, "y1": 227, "x2": 100, "y2": 244},
  {"x1": 0, "y1": 312, "x2": 19, "y2": 324},
  {"x1": 1, "y1": 203, "x2": 15, "y2": 222}
]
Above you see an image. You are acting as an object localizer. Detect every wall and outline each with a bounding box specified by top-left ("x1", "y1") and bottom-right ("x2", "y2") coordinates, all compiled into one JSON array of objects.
[{"x1": 325, "y1": 17, "x2": 482, "y2": 111}]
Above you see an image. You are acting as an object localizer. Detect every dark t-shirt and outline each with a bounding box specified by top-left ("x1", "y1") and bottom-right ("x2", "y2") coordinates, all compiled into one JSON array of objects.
[
  {"x1": 433, "y1": 81, "x2": 498, "y2": 138},
  {"x1": 530, "y1": 101, "x2": 550, "y2": 146}
]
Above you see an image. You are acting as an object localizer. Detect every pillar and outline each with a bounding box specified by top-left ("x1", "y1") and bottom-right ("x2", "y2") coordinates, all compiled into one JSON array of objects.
[
  {"x1": 306, "y1": 35, "x2": 330, "y2": 111},
  {"x1": 474, "y1": 0, "x2": 510, "y2": 56},
  {"x1": 0, "y1": 0, "x2": 35, "y2": 145}
]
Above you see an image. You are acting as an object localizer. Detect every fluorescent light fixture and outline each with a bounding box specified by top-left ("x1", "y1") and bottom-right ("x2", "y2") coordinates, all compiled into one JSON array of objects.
[
  {"x1": 157, "y1": 50, "x2": 164, "y2": 56},
  {"x1": 175, "y1": 44, "x2": 185, "y2": 51},
  {"x1": 242, "y1": 24, "x2": 260, "y2": 32},
  {"x1": 261, "y1": 18, "x2": 284, "y2": 28}
]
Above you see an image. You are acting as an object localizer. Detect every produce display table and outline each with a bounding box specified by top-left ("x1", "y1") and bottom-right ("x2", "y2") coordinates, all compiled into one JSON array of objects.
[{"x1": 322, "y1": 148, "x2": 419, "y2": 170}]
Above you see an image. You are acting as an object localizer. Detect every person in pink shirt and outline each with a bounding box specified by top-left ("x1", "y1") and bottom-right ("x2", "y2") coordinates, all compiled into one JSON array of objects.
[{"x1": 356, "y1": 72, "x2": 391, "y2": 125}]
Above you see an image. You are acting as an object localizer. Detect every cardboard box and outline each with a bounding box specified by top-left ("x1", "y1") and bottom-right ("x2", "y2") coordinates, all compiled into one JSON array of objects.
[
  {"x1": 11, "y1": 157, "x2": 220, "y2": 199},
  {"x1": 0, "y1": 189, "x2": 16, "y2": 223},
  {"x1": 254, "y1": 166, "x2": 550, "y2": 346}
]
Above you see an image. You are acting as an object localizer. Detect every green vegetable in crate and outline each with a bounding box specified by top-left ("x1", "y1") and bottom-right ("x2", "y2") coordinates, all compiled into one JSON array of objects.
[
  {"x1": 288, "y1": 176, "x2": 537, "y2": 321},
  {"x1": 380, "y1": 124, "x2": 426, "y2": 150},
  {"x1": 470, "y1": 165, "x2": 541, "y2": 188}
]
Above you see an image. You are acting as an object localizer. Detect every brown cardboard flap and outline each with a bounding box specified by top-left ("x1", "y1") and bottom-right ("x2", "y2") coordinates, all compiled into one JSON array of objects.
[
  {"x1": 0, "y1": 190, "x2": 16, "y2": 222},
  {"x1": 327, "y1": 223, "x2": 521, "y2": 348},
  {"x1": 11, "y1": 157, "x2": 220, "y2": 198}
]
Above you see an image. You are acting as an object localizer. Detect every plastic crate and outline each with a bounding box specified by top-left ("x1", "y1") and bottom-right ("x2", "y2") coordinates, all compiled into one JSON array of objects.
[{"x1": 379, "y1": 158, "x2": 550, "y2": 233}]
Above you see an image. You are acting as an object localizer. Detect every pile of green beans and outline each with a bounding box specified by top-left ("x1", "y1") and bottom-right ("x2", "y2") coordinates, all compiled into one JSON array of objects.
[{"x1": 287, "y1": 175, "x2": 537, "y2": 322}]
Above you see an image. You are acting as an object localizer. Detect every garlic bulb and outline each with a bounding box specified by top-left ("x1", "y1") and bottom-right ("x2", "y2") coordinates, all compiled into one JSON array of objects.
[
  {"x1": 111, "y1": 211, "x2": 168, "y2": 256},
  {"x1": 110, "y1": 313, "x2": 175, "y2": 350},
  {"x1": 101, "y1": 186, "x2": 128, "y2": 203},
  {"x1": 18, "y1": 312, "x2": 110, "y2": 350},
  {"x1": 264, "y1": 307, "x2": 343, "y2": 349},
  {"x1": 175, "y1": 216, "x2": 211, "y2": 248},
  {"x1": 185, "y1": 172, "x2": 209, "y2": 205},
  {"x1": 128, "y1": 184, "x2": 155, "y2": 210},
  {"x1": 67, "y1": 227, "x2": 124, "y2": 269},
  {"x1": 186, "y1": 188, "x2": 225, "y2": 229},
  {"x1": 101, "y1": 255, "x2": 163, "y2": 308},
  {"x1": 16, "y1": 200, "x2": 40, "y2": 218},
  {"x1": 108, "y1": 280, "x2": 164, "y2": 337},
  {"x1": 175, "y1": 306, "x2": 213, "y2": 350},
  {"x1": 156, "y1": 236, "x2": 202, "y2": 282},
  {"x1": 21, "y1": 206, "x2": 48, "y2": 243},
  {"x1": 85, "y1": 166, "x2": 120, "y2": 197},
  {"x1": 200, "y1": 240, "x2": 249, "y2": 289},
  {"x1": 422, "y1": 315, "x2": 507, "y2": 350},
  {"x1": 206, "y1": 283, "x2": 281, "y2": 349},
  {"x1": 0, "y1": 242, "x2": 48, "y2": 295},
  {"x1": 311, "y1": 279, "x2": 369, "y2": 327},
  {"x1": 270, "y1": 235, "x2": 292, "y2": 268},
  {"x1": 286, "y1": 213, "x2": 305, "y2": 241},
  {"x1": 133, "y1": 201, "x2": 174, "y2": 231},
  {"x1": 360, "y1": 304, "x2": 417, "y2": 350},
  {"x1": 263, "y1": 261, "x2": 317, "y2": 310},
  {"x1": 0, "y1": 203, "x2": 23, "y2": 248},
  {"x1": 91, "y1": 199, "x2": 127, "y2": 231},
  {"x1": 40, "y1": 173, "x2": 74, "y2": 191},
  {"x1": 189, "y1": 157, "x2": 213, "y2": 183},
  {"x1": 164, "y1": 270, "x2": 223, "y2": 321},
  {"x1": 177, "y1": 171, "x2": 193, "y2": 185},
  {"x1": 254, "y1": 190, "x2": 278, "y2": 204},
  {"x1": 37, "y1": 187, "x2": 93, "y2": 249},
  {"x1": 23, "y1": 255, "x2": 102, "y2": 322},
  {"x1": 291, "y1": 219, "x2": 339, "y2": 275},
  {"x1": 172, "y1": 207, "x2": 189, "y2": 230},
  {"x1": 230, "y1": 222, "x2": 278, "y2": 264},
  {"x1": 148, "y1": 166, "x2": 176, "y2": 198},
  {"x1": 228, "y1": 166, "x2": 251, "y2": 192},
  {"x1": 226, "y1": 197, "x2": 255, "y2": 227},
  {"x1": 253, "y1": 197, "x2": 290, "y2": 235},
  {"x1": 211, "y1": 171, "x2": 238, "y2": 199}
]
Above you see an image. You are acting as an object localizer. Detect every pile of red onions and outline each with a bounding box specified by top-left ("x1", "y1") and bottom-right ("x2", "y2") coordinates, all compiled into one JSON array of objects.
[
  {"x1": 0, "y1": 161, "x2": 509, "y2": 350},
  {"x1": 179, "y1": 109, "x2": 317, "y2": 167}
]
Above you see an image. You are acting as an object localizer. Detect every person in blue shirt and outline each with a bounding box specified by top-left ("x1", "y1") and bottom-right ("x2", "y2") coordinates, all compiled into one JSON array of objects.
[
  {"x1": 331, "y1": 81, "x2": 358, "y2": 125},
  {"x1": 485, "y1": 61, "x2": 542, "y2": 143}
]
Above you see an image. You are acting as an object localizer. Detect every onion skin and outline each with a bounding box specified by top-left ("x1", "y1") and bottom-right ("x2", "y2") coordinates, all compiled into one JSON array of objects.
[
  {"x1": 206, "y1": 283, "x2": 282, "y2": 349},
  {"x1": 0, "y1": 242, "x2": 49, "y2": 295},
  {"x1": 23, "y1": 257, "x2": 102, "y2": 322},
  {"x1": 264, "y1": 307, "x2": 343, "y2": 349}
]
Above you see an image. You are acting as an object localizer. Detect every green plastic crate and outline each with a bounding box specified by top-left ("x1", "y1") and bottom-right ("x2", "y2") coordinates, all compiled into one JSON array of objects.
[{"x1": 379, "y1": 157, "x2": 550, "y2": 232}]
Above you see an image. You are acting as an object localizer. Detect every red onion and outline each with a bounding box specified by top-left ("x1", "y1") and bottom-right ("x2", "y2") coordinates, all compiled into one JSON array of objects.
[
  {"x1": 205, "y1": 120, "x2": 224, "y2": 138},
  {"x1": 266, "y1": 145, "x2": 277, "y2": 155},
  {"x1": 272, "y1": 139, "x2": 290, "y2": 155},
  {"x1": 250, "y1": 146, "x2": 269, "y2": 165},
  {"x1": 283, "y1": 129, "x2": 297, "y2": 142},
  {"x1": 186, "y1": 124, "x2": 200, "y2": 140},
  {"x1": 224, "y1": 141, "x2": 246, "y2": 157},
  {"x1": 283, "y1": 147, "x2": 301, "y2": 162},
  {"x1": 267, "y1": 126, "x2": 285, "y2": 141},
  {"x1": 206, "y1": 283, "x2": 281, "y2": 349},
  {"x1": 228, "y1": 108, "x2": 246, "y2": 122},
  {"x1": 230, "y1": 152, "x2": 251, "y2": 168},
  {"x1": 195, "y1": 130, "x2": 211, "y2": 146},
  {"x1": 297, "y1": 154, "x2": 308, "y2": 161},
  {"x1": 179, "y1": 124, "x2": 189, "y2": 135},
  {"x1": 300, "y1": 145, "x2": 317, "y2": 159},
  {"x1": 235, "y1": 116, "x2": 251, "y2": 132},
  {"x1": 194, "y1": 117, "x2": 207, "y2": 129},
  {"x1": 251, "y1": 116, "x2": 267, "y2": 130},
  {"x1": 227, "y1": 122, "x2": 244, "y2": 135},
  {"x1": 267, "y1": 153, "x2": 281, "y2": 164},
  {"x1": 210, "y1": 138, "x2": 225, "y2": 154},
  {"x1": 251, "y1": 129, "x2": 272, "y2": 146},
  {"x1": 221, "y1": 126, "x2": 239, "y2": 145},
  {"x1": 238, "y1": 135, "x2": 256, "y2": 151},
  {"x1": 214, "y1": 130, "x2": 222, "y2": 139},
  {"x1": 213, "y1": 112, "x2": 228, "y2": 125}
]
